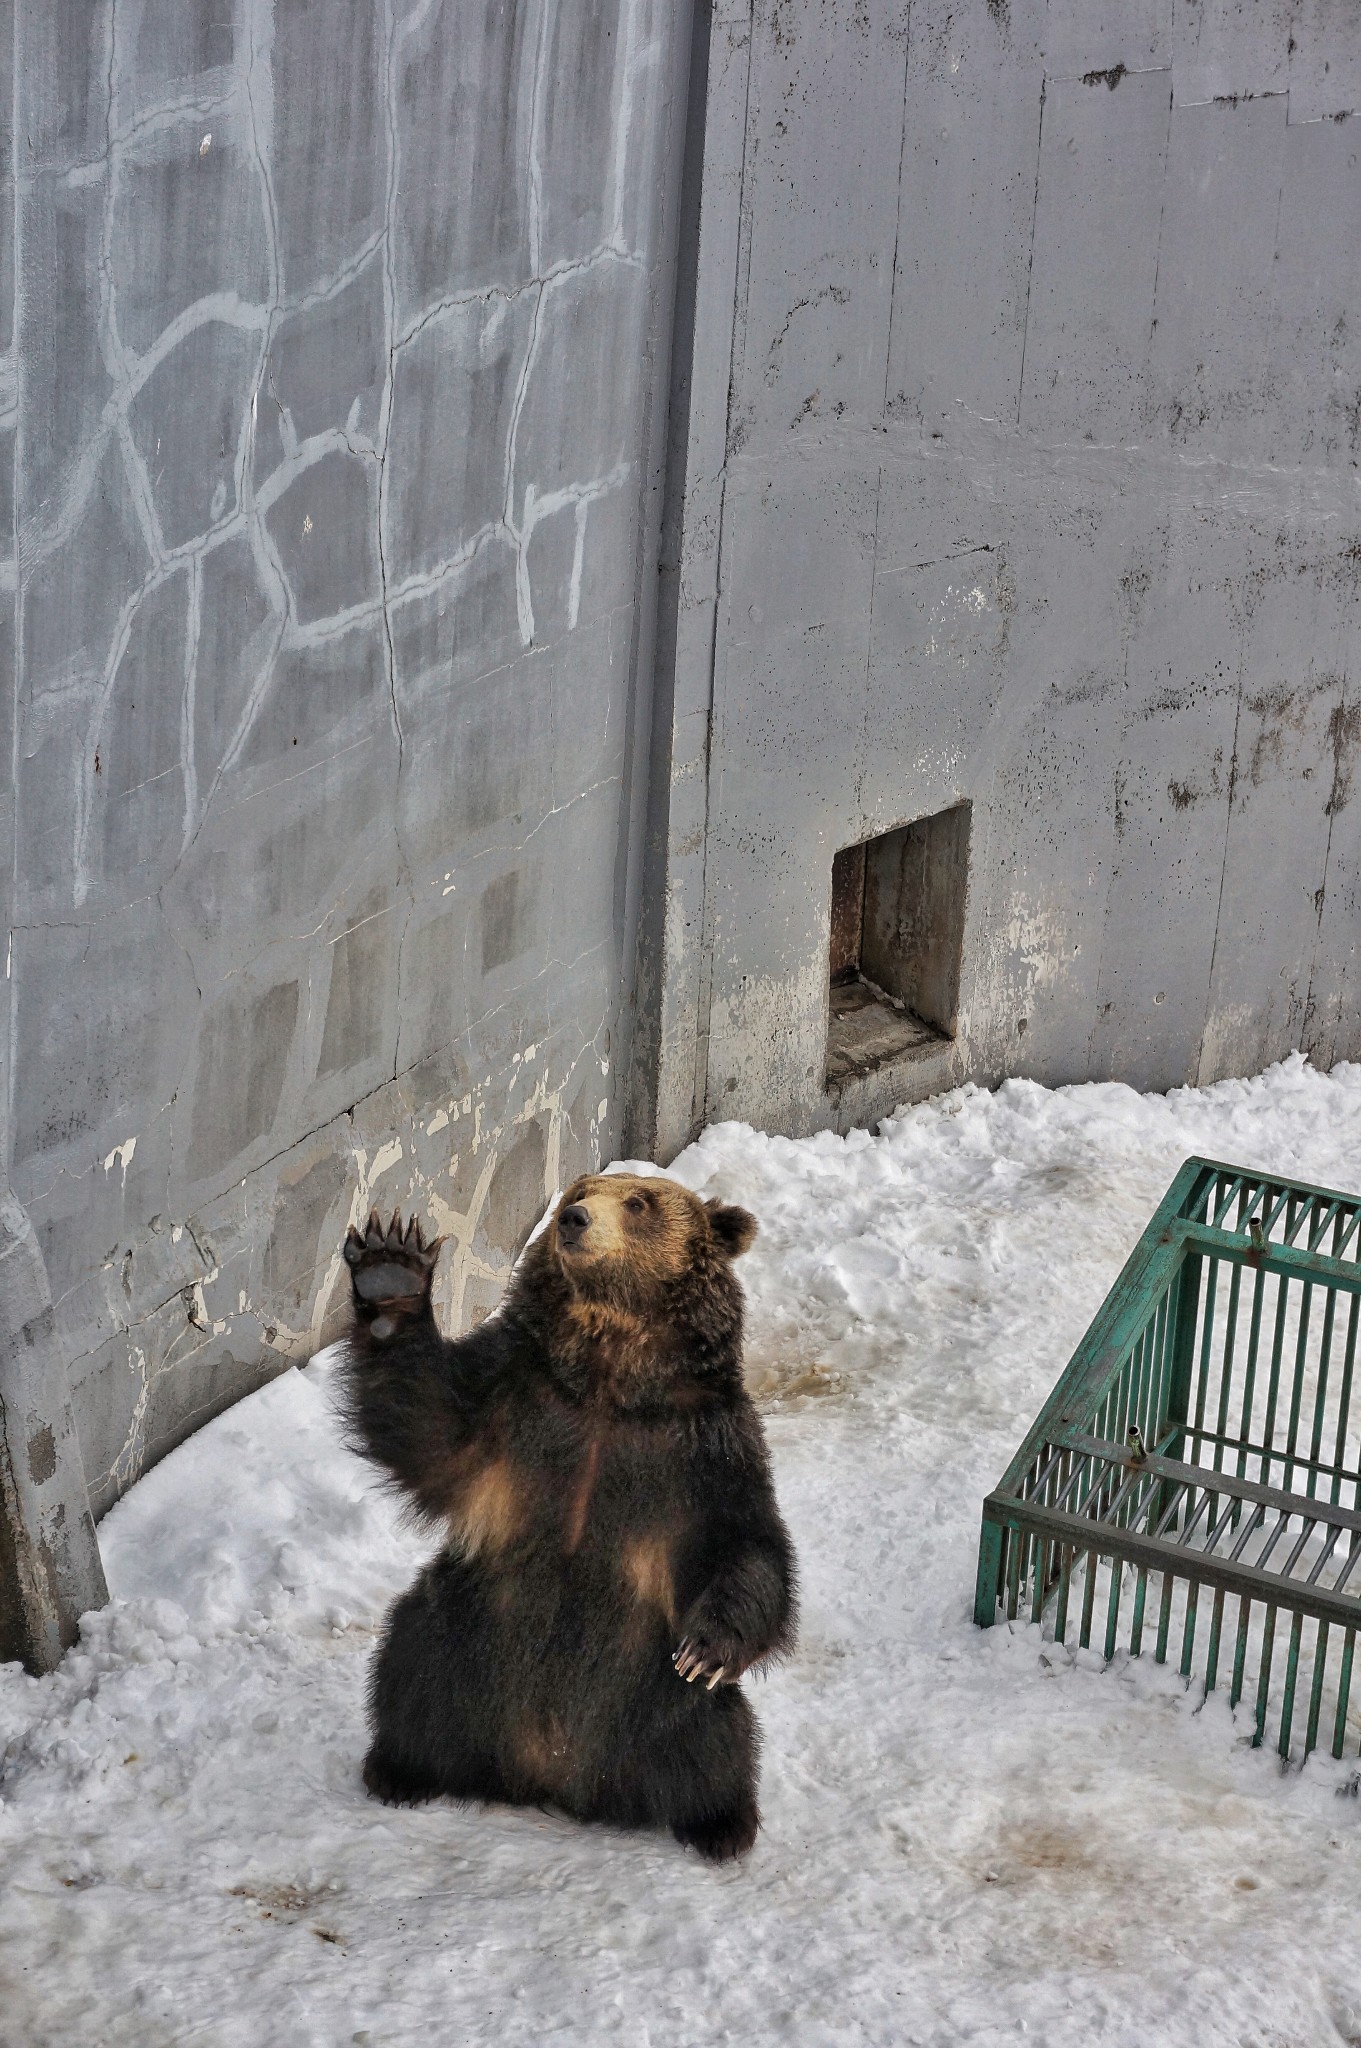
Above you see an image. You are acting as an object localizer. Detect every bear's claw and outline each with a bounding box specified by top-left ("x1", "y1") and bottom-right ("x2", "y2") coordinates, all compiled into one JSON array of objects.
[
  {"x1": 673, "y1": 1636, "x2": 742, "y2": 1688},
  {"x1": 343, "y1": 1210, "x2": 444, "y2": 1320},
  {"x1": 345, "y1": 1208, "x2": 441, "y2": 1267}
]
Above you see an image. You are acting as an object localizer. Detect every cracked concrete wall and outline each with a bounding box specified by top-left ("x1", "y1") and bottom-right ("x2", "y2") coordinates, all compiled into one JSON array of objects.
[
  {"x1": 636, "y1": 0, "x2": 1361, "y2": 1155},
  {"x1": 10, "y1": 0, "x2": 692, "y2": 1518}
]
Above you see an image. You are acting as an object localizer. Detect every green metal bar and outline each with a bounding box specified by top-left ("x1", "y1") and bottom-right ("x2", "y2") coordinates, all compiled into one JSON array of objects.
[
  {"x1": 1283, "y1": 1190, "x2": 1303, "y2": 1248},
  {"x1": 1305, "y1": 1619, "x2": 1329, "y2": 1757},
  {"x1": 1334, "y1": 1628, "x2": 1357, "y2": 1759},
  {"x1": 1113, "y1": 1333, "x2": 1133, "y2": 1451},
  {"x1": 1235, "y1": 1263, "x2": 1268, "y2": 1512},
  {"x1": 1230, "y1": 1594, "x2": 1252, "y2": 1709},
  {"x1": 1177, "y1": 1156, "x2": 1361, "y2": 1231},
  {"x1": 1260, "y1": 1271, "x2": 1292, "y2": 1488},
  {"x1": 1211, "y1": 1258, "x2": 1241, "y2": 1483},
  {"x1": 1279, "y1": 1610, "x2": 1303, "y2": 1759},
  {"x1": 1333, "y1": 1292, "x2": 1361, "y2": 1509},
  {"x1": 1049, "y1": 1431, "x2": 1361, "y2": 1540},
  {"x1": 1145, "y1": 1295, "x2": 1173, "y2": 1525},
  {"x1": 1170, "y1": 1421, "x2": 1361, "y2": 1499},
  {"x1": 1205, "y1": 1586, "x2": 1226, "y2": 1692},
  {"x1": 1094, "y1": 1372, "x2": 1110, "y2": 1446},
  {"x1": 1254, "y1": 1606, "x2": 1277, "y2": 1746},
  {"x1": 1130, "y1": 1568, "x2": 1149, "y2": 1657},
  {"x1": 1005, "y1": 1526, "x2": 1022, "y2": 1620},
  {"x1": 1282, "y1": 1280, "x2": 1314, "y2": 1494},
  {"x1": 1308, "y1": 1266, "x2": 1339, "y2": 1502},
  {"x1": 1148, "y1": 1290, "x2": 1171, "y2": 1448},
  {"x1": 974, "y1": 1518, "x2": 1005, "y2": 1628},
  {"x1": 1079, "y1": 1545, "x2": 1099, "y2": 1650},
  {"x1": 1104, "y1": 1557, "x2": 1124, "y2": 1662},
  {"x1": 1054, "y1": 1544, "x2": 1073, "y2": 1642},
  {"x1": 1182, "y1": 1224, "x2": 1361, "y2": 1299},
  {"x1": 1167, "y1": 1250, "x2": 1203, "y2": 1456},
  {"x1": 1308, "y1": 1199, "x2": 1343, "y2": 1254},
  {"x1": 1180, "y1": 1578, "x2": 1200, "y2": 1679},
  {"x1": 1193, "y1": 1255, "x2": 1219, "y2": 1440},
  {"x1": 1154, "y1": 1564, "x2": 1170, "y2": 1662}
]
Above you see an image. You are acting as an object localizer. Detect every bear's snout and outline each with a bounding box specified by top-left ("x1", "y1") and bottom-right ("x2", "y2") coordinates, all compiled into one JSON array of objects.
[{"x1": 557, "y1": 1203, "x2": 591, "y2": 1247}]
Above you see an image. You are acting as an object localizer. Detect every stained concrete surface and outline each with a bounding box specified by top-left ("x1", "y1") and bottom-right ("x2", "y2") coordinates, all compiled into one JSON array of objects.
[
  {"x1": 7, "y1": 0, "x2": 1361, "y2": 1562},
  {"x1": 5, "y1": 0, "x2": 690, "y2": 1519},
  {"x1": 635, "y1": 0, "x2": 1361, "y2": 1156}
]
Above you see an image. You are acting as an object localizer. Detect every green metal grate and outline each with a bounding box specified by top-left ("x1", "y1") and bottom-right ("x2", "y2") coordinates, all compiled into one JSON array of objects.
[{"x1": 975, "y1": 1157, "x2": 1361, "y2": 1762}]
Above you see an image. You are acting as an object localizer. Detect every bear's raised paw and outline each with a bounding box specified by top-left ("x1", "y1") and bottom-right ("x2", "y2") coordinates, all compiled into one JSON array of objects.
[{"x1": 343, "y1": 1210, "x2": 443, "y2": 1332}]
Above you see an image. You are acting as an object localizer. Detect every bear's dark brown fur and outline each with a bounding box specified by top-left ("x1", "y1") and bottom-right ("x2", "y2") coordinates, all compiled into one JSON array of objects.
[{"x1": 340, "y1": 1171, "x2": 797, "y2": 1861}]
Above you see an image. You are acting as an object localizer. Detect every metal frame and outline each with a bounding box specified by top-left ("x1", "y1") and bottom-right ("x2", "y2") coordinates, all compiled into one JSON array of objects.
[{"x1": 976, "y1": 1157, "x2": 1361, "y2": 1761}]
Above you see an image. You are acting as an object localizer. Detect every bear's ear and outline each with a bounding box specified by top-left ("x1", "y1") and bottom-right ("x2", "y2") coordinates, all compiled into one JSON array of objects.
[{"x1": 705, "y1": 1199, "x2": 757, "y2": 1259}]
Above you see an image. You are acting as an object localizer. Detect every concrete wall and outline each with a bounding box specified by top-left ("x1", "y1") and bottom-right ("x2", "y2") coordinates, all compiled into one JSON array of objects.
[
  {"x1": 8, "y1": 0, "x2": 691, "y2": 1522},
  {"x1": 9, "y1": 0, "x2": 1361, "y2": 1564},
  {"x1": 637, "y1": 0, "x2": 1361, "y2": 1155}
]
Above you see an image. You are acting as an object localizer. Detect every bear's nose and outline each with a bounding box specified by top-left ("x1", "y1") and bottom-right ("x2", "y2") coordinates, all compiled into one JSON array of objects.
[{"x1": 558, "y1": 1203, "x2": 590, "y2": 1244}]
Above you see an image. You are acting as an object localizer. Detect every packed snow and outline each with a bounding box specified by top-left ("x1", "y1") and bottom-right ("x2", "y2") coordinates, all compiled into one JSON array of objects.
[{"x1": 5, "y1": 1055, "x2": 1361, "y2": 2047}]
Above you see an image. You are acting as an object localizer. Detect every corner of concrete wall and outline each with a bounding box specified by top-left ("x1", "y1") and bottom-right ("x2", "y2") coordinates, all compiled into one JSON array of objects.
[{"x1": 628, "y1": 0, "x2": 753, "y2": 1163}]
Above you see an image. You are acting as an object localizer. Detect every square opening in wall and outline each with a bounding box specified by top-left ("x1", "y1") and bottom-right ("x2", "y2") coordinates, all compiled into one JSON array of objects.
[{"x1": 825, "y1": 803, "x2": 970, "y2": 1088}]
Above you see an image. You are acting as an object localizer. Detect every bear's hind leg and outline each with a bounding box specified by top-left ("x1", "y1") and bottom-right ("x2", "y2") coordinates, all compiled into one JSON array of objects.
[
  {"x1": 363, "y1": 1746, "x2": 443, "y2": 1807},
  {"x1": 362, "y1": 1742, "x2": 511, "y2": 1808},
  {"x1": 610, "y1": 1686, "x2": 763, "y2": 1861},
  {"x1": 366, "y1": 1560, "x2": 514, "y2": 1809},
  {"x1": 672, "y1": 1797, "x2": 760, "y2": 1863}
]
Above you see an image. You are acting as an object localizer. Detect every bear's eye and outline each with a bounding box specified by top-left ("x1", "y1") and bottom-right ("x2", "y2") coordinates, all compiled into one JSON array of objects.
[{"x1": 624, "y1": 1194, "x2": 648, "y2": 1215}]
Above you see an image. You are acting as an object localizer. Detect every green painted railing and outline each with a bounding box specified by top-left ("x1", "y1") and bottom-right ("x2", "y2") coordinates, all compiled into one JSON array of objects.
[{"x1": 976, "y1": 1157, "x2": 1361, "y2": 1762}]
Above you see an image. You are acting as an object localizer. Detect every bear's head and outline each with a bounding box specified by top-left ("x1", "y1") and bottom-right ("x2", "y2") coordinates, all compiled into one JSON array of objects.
[{"x1": 547, "y1": 1172, "x2": 756, "y2": 1313}]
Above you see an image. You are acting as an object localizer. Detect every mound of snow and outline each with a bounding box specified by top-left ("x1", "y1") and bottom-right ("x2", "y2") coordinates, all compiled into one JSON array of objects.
[{"x1": 4, "y1": 1055, "x2": 1361, "y2": 2047}]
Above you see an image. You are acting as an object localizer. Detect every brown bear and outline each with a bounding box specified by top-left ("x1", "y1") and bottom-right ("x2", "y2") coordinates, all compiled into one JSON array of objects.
[{"x1": 339, "y1": 1171, "x2": 797, "y2": 1861}]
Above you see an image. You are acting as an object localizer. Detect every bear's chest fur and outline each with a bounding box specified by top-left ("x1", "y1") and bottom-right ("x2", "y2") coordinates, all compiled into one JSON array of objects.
[{"x1": 439, "y1": 1378, "x2": 696, "y2": 1634}]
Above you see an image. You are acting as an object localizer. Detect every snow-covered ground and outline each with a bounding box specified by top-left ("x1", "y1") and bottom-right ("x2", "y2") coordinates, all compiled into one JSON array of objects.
[{"x1": 5, "y1": 1055, "x2": 1361, "y2": 2047}]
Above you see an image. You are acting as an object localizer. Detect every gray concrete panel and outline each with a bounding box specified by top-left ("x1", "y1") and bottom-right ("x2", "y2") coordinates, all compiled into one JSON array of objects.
[
  {"x1": 272, "y1": 0, "x2": 384, "y2": 297},
  {"x1": 1147, "y1": 94, "x2": 1287, "y2": 463},
  {"x1": 1204, "y1": 539, "x2": 1360, "y2": 1079},
  {"x1": 639, "y1": 0, "x2": 1361, "y2": 1155},
  {"x1": 1043, "y1": 0, "x2": 1172, "y2": 80},
  {"x1": 113, "y1": 129, "x2": 271, "y2": 358},
  {"x1": 1020, "y1": 68, "x2": 1171, "y2": 444},
  {"x1": 888, "y1": 0, "x2": 1044, "y2": 433},
  {"x1": 1287, "y1": 0, "x2": 1361, "y2": 121},
  {"x1": 1267, "y1": 112, "x2": 1361, "y2": 469},
  {"x1": 389, "y1": 0, "x2": 537, "y2": 315},
  {"x1": 861, "y1": 458, "x2": 1012, "y2": 822},
  {"x1": 1086, "y1": 510, "x2": 1248, "y2": 1092},
  {"x1": 729, "y1": 0, "x2": 909, "y2": 453},
  {"x1": 7, "y1": 0, "x2": 694, "y2": 1524},
  {"x1": 1171, "y1": 0, "x2": 1292, "y2": 107},
  {"x1": 1306, "y1": 684, "x2": 1361, "y2": 1069}
]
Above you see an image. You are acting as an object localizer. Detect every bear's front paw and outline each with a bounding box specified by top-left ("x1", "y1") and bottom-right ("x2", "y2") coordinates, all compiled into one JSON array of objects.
[
  {"x1": 343, "y1": 1210, "x2": 443, "y2": 1335},
  {"x1": 673, "y1": 1627, "x2": 749, "y2": 1691}
]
